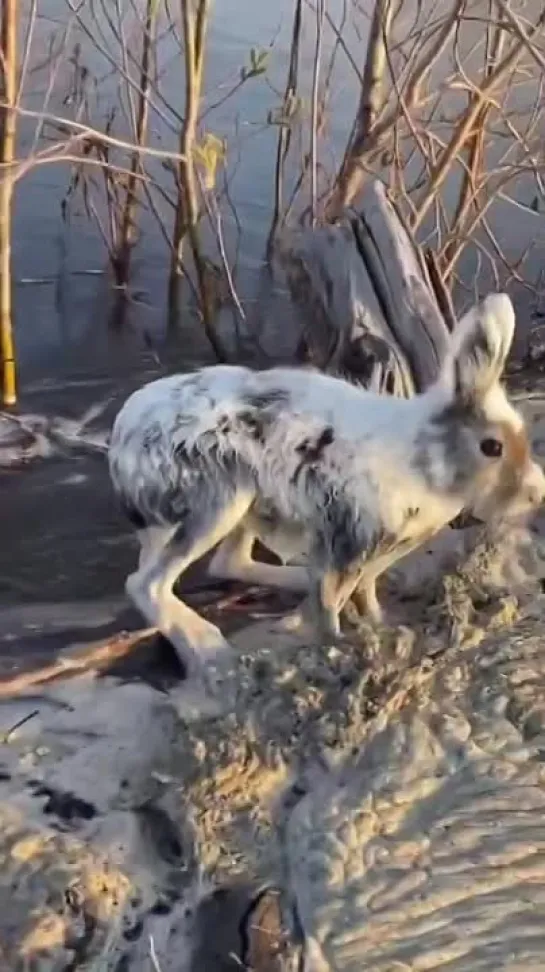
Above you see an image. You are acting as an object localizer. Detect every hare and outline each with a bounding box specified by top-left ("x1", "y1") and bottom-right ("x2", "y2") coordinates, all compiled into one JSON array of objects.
[{"x1": 108, "y1": 293, "x2": 545, "y2": 680}]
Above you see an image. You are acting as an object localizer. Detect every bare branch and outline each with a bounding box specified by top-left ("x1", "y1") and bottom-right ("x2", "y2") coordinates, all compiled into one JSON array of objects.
[
  {"x1": 325, "y1": 0, "x2": 394, "y2": 220},
  {"x1": 412, "y1": 5, "x2": 545, "y2": 232}
]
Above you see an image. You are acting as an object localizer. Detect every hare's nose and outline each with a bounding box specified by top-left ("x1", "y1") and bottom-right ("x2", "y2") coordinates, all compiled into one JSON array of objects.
[
  {"x1": 527, "y1": 484, "x2": 545, "y2": 507},
  {"x1": 525, "y1": 462, "x2": 545, "y2": 506},
  {"x1": 526, "y1": 484, "x2": 545, "y2": 506}
]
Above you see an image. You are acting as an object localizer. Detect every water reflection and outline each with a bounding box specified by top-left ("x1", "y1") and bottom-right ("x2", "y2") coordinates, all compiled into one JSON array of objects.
[{"x1": 11, "y1": 0, "x2": 545, "y2": 388}]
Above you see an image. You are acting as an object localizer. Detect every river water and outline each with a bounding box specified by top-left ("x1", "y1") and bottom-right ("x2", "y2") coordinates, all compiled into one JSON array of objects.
[
  {"x1": 12, "y1": 0, "x2": 545, "y2": 391},
  {"x1": 13, "y1": 0, "x2": 359, "y2": 389}
]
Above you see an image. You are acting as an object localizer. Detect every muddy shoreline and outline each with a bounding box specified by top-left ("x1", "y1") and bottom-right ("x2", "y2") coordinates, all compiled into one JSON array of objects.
[
  {"x1": 1, "y1": 521, "x2": 545, "y2": 970},
  {"x1": 0, "y1": 369, "x2": 545, "y2": 969}
]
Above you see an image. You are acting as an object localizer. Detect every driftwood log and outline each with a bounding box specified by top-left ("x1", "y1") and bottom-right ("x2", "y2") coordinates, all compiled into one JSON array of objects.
[{"x1": 278, "y1": 179, "x2": 456, "y2": 395}]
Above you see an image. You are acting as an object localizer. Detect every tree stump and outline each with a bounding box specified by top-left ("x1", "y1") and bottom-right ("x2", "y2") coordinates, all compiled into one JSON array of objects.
[{"x1": 277, "y1": 179, "x2": 455, "y2": 395}]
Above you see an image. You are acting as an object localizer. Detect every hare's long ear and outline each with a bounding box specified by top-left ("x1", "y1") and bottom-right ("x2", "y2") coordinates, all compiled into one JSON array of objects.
[{"x1": 448, "y1": 293, "x2": 515, "y2": 403}]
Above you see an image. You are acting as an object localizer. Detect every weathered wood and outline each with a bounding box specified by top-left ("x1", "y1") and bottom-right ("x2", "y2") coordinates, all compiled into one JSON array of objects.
[
  {"x1": 278, "y1": 220, "x2": 412, "y2": 394},
  {"x1": 0, "y1": 627, "x2": 156, "y2": 696},
  {"x1": 352, "y1": 181, "x2": 451, "y2": 390},
  {"x1": 279, "y1": 212, "x2": 415, "y2": 398},
  {"x1": 277, "y1": 179, "x2": 452, "y2": 395}
]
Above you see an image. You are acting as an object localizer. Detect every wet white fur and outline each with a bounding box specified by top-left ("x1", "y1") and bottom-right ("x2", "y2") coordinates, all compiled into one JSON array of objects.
[{"x1": 109, "y1": 293, "x2": 545, "y2": 684}]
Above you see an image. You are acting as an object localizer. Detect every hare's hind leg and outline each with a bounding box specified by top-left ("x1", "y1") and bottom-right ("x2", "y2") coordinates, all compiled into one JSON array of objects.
[
  {"x1": 137, "y1": 524, "x2": 177, "y2": 569},
  {"x1": 125, "y1": 489, "x2": 254, "y2": 679},
  {"x1": 208, "y1": 524, "x2": 309, "y2": 592}
]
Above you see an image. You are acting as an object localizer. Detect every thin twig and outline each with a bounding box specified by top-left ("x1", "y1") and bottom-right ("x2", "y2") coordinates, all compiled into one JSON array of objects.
[
  {"x1": 168, "y1": 0, "x2": 227, "y2": 358},
  {"x1": 267, "y1": 0, "x2": 303, "y2": 255},
  {"x1": 1, "y1": 709, "x2": 39, "y2": 742},
  {"x1": 149, "y1": 935, "x2": 164, "y2": 972},
  {"x1": 113, "y1": 0, "x2": 158, "y2": 288},
  {"x1": 4, "y1": 105, "x2": 187, "y2": 164},
  {"x1": 310, "y1": 0, "x2": 325, "y2": 225},
  {"x1": 412, "y1": 5, "x2": 545, "y2": 232},
  {"x1": 196, "y1": 172, "x2": 246, "y2": 324},
  {"x1": 326, "y1": 0, "x2": 394, "y2": 219}
]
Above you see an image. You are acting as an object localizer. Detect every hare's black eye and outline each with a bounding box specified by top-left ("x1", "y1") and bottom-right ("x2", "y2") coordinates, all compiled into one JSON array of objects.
[{"x1": 480, "y1": 437, "x2": 503, "y2": 458}]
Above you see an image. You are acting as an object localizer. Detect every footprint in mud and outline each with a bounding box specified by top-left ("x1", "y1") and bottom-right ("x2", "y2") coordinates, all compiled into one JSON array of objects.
[
  {"x1": 190, "y1": 884, "x2": 291, "y2": 972},
  {"x1": 27, "y1": 780, "x2": 97, "y2": 824},
  {"x1": 134, "y1": 801, "x2": 185, "y2": 866}
]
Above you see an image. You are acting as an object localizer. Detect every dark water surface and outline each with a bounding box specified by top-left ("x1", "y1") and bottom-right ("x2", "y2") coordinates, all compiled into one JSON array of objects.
[{"x1": 13, "y1": 0, "x2": 545, "y2": 384}]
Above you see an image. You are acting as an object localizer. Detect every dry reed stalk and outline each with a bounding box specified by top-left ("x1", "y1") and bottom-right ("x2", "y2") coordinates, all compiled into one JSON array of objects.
[
  {"x1": 168, "y1": 0, "x2": 226, "y2": 359},
  {"x1": 113, "y1": 0, "x2": 159, "y2": 288},
  {"x1": 310, "y1": 0, "x2": 325, "y2": 225},
  {"x1": 267, "y1": 0, "x2": 303, "y2": 255},
  {"x1": 0, "y1": 0, "x2": 17, "y2": 406}
]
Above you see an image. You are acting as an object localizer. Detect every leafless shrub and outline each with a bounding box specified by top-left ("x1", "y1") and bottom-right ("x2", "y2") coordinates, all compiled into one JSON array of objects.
[
  {"x1": 1, "y1": 0, "x2": 544, "y2": 396},
  {"x1": 268, "y1": 0, "x2": 545, "y2": 308}
]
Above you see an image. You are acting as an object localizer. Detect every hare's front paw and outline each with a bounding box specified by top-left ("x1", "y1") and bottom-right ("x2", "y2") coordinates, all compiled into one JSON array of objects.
[
  {"x1": 277, "y1": 594, "x2": 341, "y2": 642},
  {"x1": 347, "y1": 583, "x2": 384, "y2": 625}
]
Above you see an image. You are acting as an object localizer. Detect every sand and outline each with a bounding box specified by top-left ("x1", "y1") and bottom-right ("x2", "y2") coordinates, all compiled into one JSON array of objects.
[{"x1": 0, "y1": 394, "x2": 545, "y2": 970}]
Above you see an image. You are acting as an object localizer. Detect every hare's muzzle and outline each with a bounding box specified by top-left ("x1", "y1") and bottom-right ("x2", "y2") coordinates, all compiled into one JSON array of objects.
[{"x1": 521, "y1": 459, "x2": 545, "y2": 510}]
